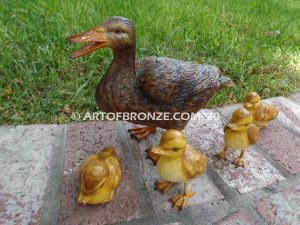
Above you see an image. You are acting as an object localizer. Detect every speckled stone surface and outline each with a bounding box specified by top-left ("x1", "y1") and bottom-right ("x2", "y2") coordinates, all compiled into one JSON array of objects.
[
  {"x1": 254, "y1": 185, "x2": 300, "y2": 225},
  {"x1": 59, "y1": 122, "x2": 142, "y2": 225},
  {"x1": 185, "y1": 110, "x2": 285, "y2": 193},
  {"x1": 125, "y1": 121, "x2": 224, "y2": 213},
  {"x1": 214, "y1": 212, "x2": 257, "y2": 225},
  {"x1": 0, "y1": 125, "x2": 65, "y2": 225}
]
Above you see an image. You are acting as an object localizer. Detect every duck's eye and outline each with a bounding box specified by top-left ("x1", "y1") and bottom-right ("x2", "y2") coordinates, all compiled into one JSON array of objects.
[{"x1": 115, "y1": 28, "x2": 121, "y2": 34}]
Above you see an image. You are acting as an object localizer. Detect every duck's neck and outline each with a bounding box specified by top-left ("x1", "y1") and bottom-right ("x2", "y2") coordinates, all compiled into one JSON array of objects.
[{"x1": 108, "y1": 46, "x2": 136, "y2": 79}]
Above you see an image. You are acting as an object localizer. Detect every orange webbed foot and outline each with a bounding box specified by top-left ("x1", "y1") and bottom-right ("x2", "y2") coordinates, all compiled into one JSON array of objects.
[
  {"x1": 128, "y1": 126, "x2": 156, "y2": 140},
  {"x1": 170, "y1": 192, "x2": 196, "y2": 210},
  {"x1": 155, "y1": 181, "x2": 175, "y2": 194}
]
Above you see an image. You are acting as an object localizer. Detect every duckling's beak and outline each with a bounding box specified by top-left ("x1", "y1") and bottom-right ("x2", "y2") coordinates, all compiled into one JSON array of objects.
[
  {"x1": 244, "y1": 102, "x2": 253, "y2": 108},
  {"x1": 151, "y1": 146, "x2": 168, "y2": 156},
  {"x1": 66, "y1": 26, "x2": 109, "y2": 59}
]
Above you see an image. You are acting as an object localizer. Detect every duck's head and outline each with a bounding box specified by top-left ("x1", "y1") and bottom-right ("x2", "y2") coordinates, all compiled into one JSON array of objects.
[
  {"x1": 243, "y1": 92, "x2": 261, "y2": 110},
  {"x1": 227, "y1": 108, "x2": 253, "y2": 131},
  {"x1": 151, "y1": 129, "x2": 187, "y2": 158},
  {"x1": 66, "y1": 16, "x2": 135, "y2": 59}
]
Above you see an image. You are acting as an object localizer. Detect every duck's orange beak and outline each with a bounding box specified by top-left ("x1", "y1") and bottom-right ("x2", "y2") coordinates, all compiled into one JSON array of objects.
[{"x1": 66, "y1": 27, "x2": 109, "y2": 59}]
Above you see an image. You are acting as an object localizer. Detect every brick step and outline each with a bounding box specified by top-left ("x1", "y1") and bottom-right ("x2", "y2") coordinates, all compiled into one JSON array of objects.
[{"x1": 1, "y1": 95, "x2": 300, "y2": 225}]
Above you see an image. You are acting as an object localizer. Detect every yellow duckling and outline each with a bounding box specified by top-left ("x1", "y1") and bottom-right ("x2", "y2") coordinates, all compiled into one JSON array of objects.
[
  {"x1": 216, "y1": 108, "x2": 259, "y2": 167},
  {"x1": 243, "y1": 92, "x2": 279, "y2": 129},
  {"x1": 149, "y1": 129, "x2": 208, "y2": 209},
  {"x1": 77, "y1": 146, "x2": 121, "y2": 205}
]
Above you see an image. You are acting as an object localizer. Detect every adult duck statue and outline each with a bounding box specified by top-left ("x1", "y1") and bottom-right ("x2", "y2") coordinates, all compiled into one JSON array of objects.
[{"x1": 66, "y1": 16, "x2": 232, "y2": 143}]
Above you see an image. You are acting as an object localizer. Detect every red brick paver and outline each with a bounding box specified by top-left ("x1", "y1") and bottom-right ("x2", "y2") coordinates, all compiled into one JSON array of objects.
[
  {"x1": 254, "y1": 185, "x2": 300, "y2": 225},
  {"x1": 59, "y1": 122, "x2": 142, "y2": 225},
  {"x1": 257, "y1": 121, "x2": 300, "y2": 174}
]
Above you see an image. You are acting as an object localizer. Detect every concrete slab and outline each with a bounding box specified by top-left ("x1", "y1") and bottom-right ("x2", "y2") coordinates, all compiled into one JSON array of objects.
[
  {"x1": 0, "y1": 125, "x2": 65, "y2": 225},
  {"x1": 125, "y1": 122, "x2": 224, "y2": 213},
  {"x1": 254, "y1": 185, "x2": 300, "y2": 225},
  {"x1": 59, "y1": 122, "x2": 142, "y2": 225},
  {"x1": 214, "y1": 212, "x2": 257, "y2": 225},
  {"x1": 185, "y1": 110, "x2": 285, "y2": 193}
]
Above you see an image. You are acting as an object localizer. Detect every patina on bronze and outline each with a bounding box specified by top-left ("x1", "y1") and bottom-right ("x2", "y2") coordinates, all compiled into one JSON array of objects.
[{"x1": 66, "y1": 16, "x2": 232, "y2": 140}]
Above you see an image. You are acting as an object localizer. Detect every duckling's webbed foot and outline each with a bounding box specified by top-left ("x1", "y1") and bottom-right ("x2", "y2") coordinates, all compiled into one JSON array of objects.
[
  {"x1": 215, "y1": 146, "x2": 228, "y2": 161},
  {"x1": 155, "y1": 181, "x2": 175, "y2": 193},
  {"x1": 232, "y1": 149, "x2": 246, "y2": 168},
  {"x1": 128, "y1": 126, "x2": 156, "y2": 140},
  {"x1": 170, "y1": 192, "x2": 196, "y2": 210},
  {"x1": 232, "y1": 157, "x2": 245, "y2": 167}
]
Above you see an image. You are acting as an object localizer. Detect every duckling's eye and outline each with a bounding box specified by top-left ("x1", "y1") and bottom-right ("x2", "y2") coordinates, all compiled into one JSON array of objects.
[{"x1": 172, "y1": 147, "x2": 181, "y2": 151}]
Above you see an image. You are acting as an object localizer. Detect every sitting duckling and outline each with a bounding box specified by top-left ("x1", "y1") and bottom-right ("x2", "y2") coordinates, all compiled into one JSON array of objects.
[
  {"x1": 149, "y1": 129, "x2": 208, "y2": 209},
  {"x1": 77, "y1": 146, "x2": 121, "y2": 205},
  {"x1": 243, "y1": 92, "x2": 279, "y2": 129},
  {"x1": 216, "y1": 108, "x2": 259, "y2": 167}
]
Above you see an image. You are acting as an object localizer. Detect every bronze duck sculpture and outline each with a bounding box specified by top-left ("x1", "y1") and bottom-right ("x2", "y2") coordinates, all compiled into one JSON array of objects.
[{"x1": 67, "y1": 16, "x2": 232, "y2": 140}]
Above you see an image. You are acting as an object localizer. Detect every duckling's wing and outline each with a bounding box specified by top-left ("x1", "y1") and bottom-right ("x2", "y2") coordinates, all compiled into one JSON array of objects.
[
  {"x1": 182, "y1": 145, "x2": 208, "y2": 179},
  {"x1": 247, "y1": 124, "x2": 259, "y2": 145},
  {"x1": 80, "y1": 154, "x2": 99, "y2": 174},
  {"x1": 137, "y1": 57, "x2": 226, "y2": 109},
  {"x1": 254, "y1": 104, "x2": 279, "y2": 122},
  {"x1": 105, "y1": 157, "x2": 122, "y2": 188}
]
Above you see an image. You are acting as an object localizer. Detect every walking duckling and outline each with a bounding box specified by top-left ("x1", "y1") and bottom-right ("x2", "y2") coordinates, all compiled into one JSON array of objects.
[
  {"x1": 243, "y1": 92, "x2": 279, "y2": 129},
  {"x1": 216, "y1": 108, "x2": 259, "y2": 167},
  {"x1": 149, "y1": 129, "x2": 208, "y2": 209},
  {"x1": 77, "y1": 146, "x2": 121, "y2": 205}
]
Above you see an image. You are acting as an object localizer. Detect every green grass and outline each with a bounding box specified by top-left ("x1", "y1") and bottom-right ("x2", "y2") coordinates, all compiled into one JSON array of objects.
[{"x1": 1, "y1": 0, "x2": 300, "y2": 125}]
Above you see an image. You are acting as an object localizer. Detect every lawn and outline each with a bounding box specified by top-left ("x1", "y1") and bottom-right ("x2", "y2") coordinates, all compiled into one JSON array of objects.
[{"x1": 0, "y1": 0, "x2": 300, "y2": 125}]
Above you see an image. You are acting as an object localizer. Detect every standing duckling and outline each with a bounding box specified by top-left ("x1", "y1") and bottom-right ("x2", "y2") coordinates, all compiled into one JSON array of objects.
[
  {"x1": 77, "y1": 146, "x2": 121, "y2": 205},
  {"x1": 243, "y1": 92, "x2": 279, "y2": 129},
  {"x1": 216, "y1": 108, "x2": 259, "y2": 167},
  {"x1": 149, "y1": 129, "x2": 208, "y2": 209}
]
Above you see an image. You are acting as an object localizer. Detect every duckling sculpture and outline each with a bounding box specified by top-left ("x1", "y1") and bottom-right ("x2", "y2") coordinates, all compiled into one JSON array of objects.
[
  {"x1": 216, "y1": 108, "x2": 259, "y2": 167},
  {"x1": 149, "y1": 129, "x2": 208, "y2": 209},
  {"x1": 243, "y1": 92, "x2": 279, "y2": 129},
  {"x1": 77, "y1": 146, "x2": 121, "y2": 205},
  {"x1": 66, "y1": 16, "x2": 232, "y2": 141}
]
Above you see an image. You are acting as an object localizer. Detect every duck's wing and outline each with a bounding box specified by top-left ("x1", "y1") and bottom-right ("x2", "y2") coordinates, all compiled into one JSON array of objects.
[
  {"x1": 182, "y1": 145, "x2": 208, "y2": 179},
  {"x1": 136, "y1": 57, "x2": 226, "y2": 108}
]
